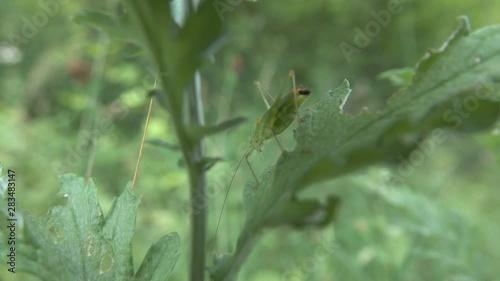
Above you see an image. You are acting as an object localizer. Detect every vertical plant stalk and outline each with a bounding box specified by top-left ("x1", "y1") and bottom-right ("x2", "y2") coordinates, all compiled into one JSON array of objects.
[
  {"x1": 170, "y1": 2, "x2": 207, "y2": 279},
  {"x1": 125, "y1": 0, "x2": 213, "y2": 279},
  {"x1": 186, "y1": 71, "x2": 207, "y2": 281}
]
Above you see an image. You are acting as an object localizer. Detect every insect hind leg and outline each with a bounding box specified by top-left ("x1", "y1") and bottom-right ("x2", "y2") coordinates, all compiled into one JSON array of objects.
[{"x1": 253, "y1": 80, "x2": 274, "y2": 110}]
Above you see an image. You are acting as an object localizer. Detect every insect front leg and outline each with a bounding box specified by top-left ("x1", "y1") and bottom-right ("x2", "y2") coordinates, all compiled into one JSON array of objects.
[{"x1": 245, "y1": 149, "x2": 260, "y2": 189}]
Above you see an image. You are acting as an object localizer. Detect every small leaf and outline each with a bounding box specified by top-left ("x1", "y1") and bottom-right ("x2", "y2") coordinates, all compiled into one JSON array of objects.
[
  {"x1": 199, "y1": 157, "x2": 224, "y2": 171},
  {"x1": 377, "y1": 67, "x2": 415, "y2": 87},
  {"x1": 148, "y1": 89, "x2": 170, "y2": 112},
  {"x1": 135, "y1": 233, "x2": 181, "y2": 281},
  {"x1": 146, "y1": 139, "x2": 180, "y2": 151},
  {"x1": 188, "y1": 117, "x2": 247, "y2": 140}
]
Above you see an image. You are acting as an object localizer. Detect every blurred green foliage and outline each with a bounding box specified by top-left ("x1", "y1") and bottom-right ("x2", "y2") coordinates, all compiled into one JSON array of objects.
[{"x1": 1, "y1": 0, "x2": 499, "y2": 280}]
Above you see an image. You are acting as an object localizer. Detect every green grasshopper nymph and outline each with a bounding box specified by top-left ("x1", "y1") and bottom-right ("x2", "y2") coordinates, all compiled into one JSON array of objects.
[
  {"x1": 245, "y1": 70, "x2": 311, "y2": 186},
  {"x1": 212, "y1": 70, "x2": 310, "y2": 257}
]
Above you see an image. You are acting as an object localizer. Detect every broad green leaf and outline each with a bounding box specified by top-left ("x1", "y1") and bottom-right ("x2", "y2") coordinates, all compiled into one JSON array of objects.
[
  {"x1": 0, "y1": 174, "x2": 138, "y2": 280},
  {"x1": 210, "y1": 17, "x2": 500, "y2": 280},
  {"x1": 0, "y1": 173, "x2": 179, "y2": 281}
]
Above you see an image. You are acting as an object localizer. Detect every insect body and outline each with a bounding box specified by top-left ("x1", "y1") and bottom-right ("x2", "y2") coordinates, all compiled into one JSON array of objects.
[
  {"x1": 212, "y1": 70, "x2": 310, "y2": 257},
  {"x1": 251, "y1": 86, "x2": 311, "y2": 151},
  {"x1": 245, "y1": 70, "x2": 311, "y2": 185},
  {"x1": 245, "y1": 87, "x2": 311, "y2": 185}
]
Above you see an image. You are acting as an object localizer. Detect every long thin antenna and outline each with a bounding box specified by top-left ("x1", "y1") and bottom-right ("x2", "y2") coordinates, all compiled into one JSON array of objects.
[
  {"x1": 131, "y1": 74, "x2": 158, "y2": 190},
  {"x1": 211, "y1": 145, "x2": 253, "y2": 258}
]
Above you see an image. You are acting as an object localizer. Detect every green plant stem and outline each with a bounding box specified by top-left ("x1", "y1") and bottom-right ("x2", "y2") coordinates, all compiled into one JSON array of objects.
[
  {"x1": 186, "y1": 71, "x2": 207, "y2": 281},
  {"x1": 170, "y1": 1, "x2": 207, "y2": 279},
  {"x1": 124, "y1": 1, "x2": 210, "y2": 279},
  {"x1": 215, "y1": 228, "x2": 262, "y2": 281},
  {"x1": 153, "y1": 60, "x2": 207, "y2": 281}
]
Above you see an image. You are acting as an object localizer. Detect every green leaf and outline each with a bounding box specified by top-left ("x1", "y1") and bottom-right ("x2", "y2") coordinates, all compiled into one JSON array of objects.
[
  {"x1": 146, "y1": 139, "x2": 180, "y2": 151},
  {"x1": 210, "y1": 17, "x2": 500, "y2": 280},
  {"x1": 121, "y1": 0, "x2": 178, "y2": 102},
  {"x1": 199, "y1": 157, "x2": 225, "y2": 171},
  {"x1": 0, "y1": 174, "x2": 137, "y2": 280},
  {"x1": 173, "y1": 0, "x2": 224, "y2": 93},
  {"x1": 188, "y1": 117, "x2": 247, "y2": 140},
  {"x1": 414, "y1": 16, "x2": 471, "y2": 82},
  {"x1": 377, "y1": 67, "x2": 415, "y2": 87},
  {"x1": 135, "y1": 233, "x2": 181, "y2": 281},
  {"x1": 0, "y1": 173, "x2": 180, "y2": 281},
  {"x1": 148, "y1": 89, "x2": 170, "y2": 112},
  {"x1": 123, "y1": 0, "x2": 224, "y2": 120},
  {"x1": 175, "y1": 156, "x2": 224, "y2": 171}
]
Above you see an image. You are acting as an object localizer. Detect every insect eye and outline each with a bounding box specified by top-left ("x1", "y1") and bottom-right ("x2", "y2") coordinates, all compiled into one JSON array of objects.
[{"x1": 298, "y1": 89, "x2": 311, "y2": 96}]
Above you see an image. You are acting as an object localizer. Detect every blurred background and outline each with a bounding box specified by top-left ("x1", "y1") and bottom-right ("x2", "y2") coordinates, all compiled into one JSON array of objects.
[{"x1": 1, "y1": 0, "x2": 499, "y2": 280}]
